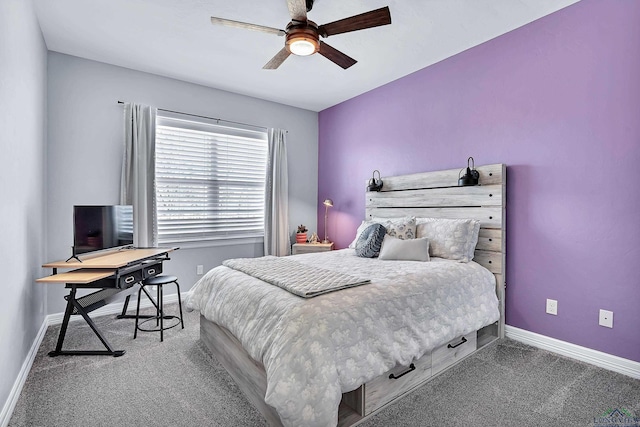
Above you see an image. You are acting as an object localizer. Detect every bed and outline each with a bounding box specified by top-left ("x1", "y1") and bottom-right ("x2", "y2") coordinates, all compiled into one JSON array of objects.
[{"x1": 186, "y1": 163, "x2": 506, "y2": 427}]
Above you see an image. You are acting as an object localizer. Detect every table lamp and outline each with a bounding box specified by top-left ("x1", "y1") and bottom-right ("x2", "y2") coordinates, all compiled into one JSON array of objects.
[{"x1": 323, "y1": 199, "x2": 333, "y2": 243}]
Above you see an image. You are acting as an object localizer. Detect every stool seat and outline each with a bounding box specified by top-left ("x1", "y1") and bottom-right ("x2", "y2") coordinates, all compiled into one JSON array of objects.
[
  {"x1": 143, "y1": 275, "x2": 178, "y2": 286},
  {"x1": 134, "y1": 275, "x2": 184, "y2": 342}
]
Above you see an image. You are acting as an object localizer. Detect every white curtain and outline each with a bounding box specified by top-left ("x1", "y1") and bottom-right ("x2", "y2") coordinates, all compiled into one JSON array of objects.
[
  {"x1": 264, "y1": 128, "x2": 290, "y2": 256},
  {"x1": 120, "y1": 102, "x2": 157, "y2": 248}
]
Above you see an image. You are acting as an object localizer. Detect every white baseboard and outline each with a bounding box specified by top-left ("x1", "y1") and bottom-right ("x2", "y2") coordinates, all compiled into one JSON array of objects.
[
  {"x1": 0, "y1": 317, "x2": 49, "y2": 427},
  {"x1": 505, "y1": 325, "x2": 640, "y2": 379},
  {"x1": 1, "y1": 292, "x2": 189, "y2": 427}
]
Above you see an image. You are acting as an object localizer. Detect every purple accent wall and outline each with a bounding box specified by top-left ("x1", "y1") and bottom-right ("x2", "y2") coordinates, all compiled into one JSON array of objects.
[{"x1": 317, "y1": 0, "x2": 640, "y2": 362}]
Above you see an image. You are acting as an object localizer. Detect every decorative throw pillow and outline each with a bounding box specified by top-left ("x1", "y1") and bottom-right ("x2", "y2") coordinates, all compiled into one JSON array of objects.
[
  {"x1": 415, "y1": 218, "x2": 480, "y2": 262},
  {"x1": 375, "y1": 216, "x2": 417, "y2": 240},
  {"x1": 349, "y1": 220, "x2": 375, "y2": 248},
  {"x1": 378, "y1": 235, "x2": 430, "y2": 262},
  {"x1": 349, "y1": 216, "x2": 416, "y2": 248},
  {"x1": 355, "y1": 223, "x2": 387, "y2": 258}
]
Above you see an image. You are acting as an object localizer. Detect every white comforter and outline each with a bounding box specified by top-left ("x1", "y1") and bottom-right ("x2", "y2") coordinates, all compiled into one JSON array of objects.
[{"x1": 186, "y1": 249, "x2": 500, "y2": 427}]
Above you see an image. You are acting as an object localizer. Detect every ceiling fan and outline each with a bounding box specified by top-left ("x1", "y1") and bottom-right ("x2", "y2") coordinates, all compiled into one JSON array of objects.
[{"x1": 210, "y1": 0, "x2": 392, "y2": 70}]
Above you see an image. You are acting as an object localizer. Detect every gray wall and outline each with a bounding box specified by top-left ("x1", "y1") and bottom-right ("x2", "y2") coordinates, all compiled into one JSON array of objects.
[
  {"x1": 46, "y1": 52, "x2": 319, "y2": 313},
  {"x1": 0, "y1": 0, "x2": 48, "y2": 419}
]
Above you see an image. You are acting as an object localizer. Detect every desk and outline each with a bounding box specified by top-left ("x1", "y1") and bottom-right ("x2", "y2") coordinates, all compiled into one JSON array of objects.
[{"x1": 38, "y1": 248, "x2": 175, "y2": 357}]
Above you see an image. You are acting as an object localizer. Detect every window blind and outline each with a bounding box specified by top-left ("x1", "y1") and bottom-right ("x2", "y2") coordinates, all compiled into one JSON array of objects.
[{"x1": 155, "y1": 114, "x2": 268, "y2": 245}]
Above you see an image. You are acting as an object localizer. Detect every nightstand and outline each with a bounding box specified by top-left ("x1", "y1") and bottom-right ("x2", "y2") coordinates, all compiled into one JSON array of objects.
[{"x1": 292, "y1": 242, "x2": 334, "y2": 255}]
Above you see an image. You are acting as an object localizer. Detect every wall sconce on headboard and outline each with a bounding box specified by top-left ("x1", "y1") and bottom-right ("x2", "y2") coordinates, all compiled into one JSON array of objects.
[
  {"x1": 367, "y1": 170, "x2": 383, "y2": 192},
  {"x1": 458, "y1": 157, "x2": 480, "y2": 186}
]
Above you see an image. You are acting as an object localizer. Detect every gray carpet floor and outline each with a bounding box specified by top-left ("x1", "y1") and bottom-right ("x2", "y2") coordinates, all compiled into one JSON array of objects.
[{"x1": 9, "y1": 304, "x2": 640, "y2": 427}]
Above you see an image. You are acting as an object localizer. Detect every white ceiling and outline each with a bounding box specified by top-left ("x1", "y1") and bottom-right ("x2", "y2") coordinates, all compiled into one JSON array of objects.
[{"x1": 33, "y1": 0, "x2": 579, "y2": 112}]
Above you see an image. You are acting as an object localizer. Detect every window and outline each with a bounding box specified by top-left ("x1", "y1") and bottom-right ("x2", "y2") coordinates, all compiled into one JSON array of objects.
[{"x1": 155, "y1": 112, "x2": 268, "y2": 246}]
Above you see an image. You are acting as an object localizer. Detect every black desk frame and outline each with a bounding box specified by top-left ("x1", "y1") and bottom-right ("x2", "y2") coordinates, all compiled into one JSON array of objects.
[{"x1": 47, "y1": 251, "x2": 171, "y2": 357}]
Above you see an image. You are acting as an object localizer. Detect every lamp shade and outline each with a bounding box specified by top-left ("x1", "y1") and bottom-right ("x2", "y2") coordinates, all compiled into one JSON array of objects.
[{"x1": 323, "y1": 199, "x2": 333, "y2": 207}]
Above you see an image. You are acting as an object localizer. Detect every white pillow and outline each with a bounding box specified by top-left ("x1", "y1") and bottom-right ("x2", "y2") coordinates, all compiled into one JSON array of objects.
[
  {"x1": 378, "y1": 235, "x2": 430, "y2": 261},
  {"x1": 415, "y1": 218, "x2": 480, "y2": 262},
  {"x1": 348, "y1": 216, "x2": 417, "y2": 248}
]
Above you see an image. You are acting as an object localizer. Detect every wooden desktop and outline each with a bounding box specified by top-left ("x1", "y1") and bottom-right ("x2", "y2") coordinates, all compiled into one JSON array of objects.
[{"x1": 38, "y1": 247, "x2": 175, "y2": 357}]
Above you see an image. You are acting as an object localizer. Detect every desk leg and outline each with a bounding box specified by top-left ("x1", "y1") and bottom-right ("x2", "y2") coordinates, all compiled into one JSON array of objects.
[
  {"x1": 48, "y1": 286, "x2": 125, "y2": 357},
  {"x1": 48, "y1": 287, "x2": 76, "y2": 357},
  {"x1": 117, "y1": 294, "x2": 132, "y2": 318}
]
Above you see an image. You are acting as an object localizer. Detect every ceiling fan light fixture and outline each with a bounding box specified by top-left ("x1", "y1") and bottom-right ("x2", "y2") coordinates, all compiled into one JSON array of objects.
[
  {"x1": 289, "y1": 37, "x2": 318, "y2": 56},
  {"x1": 286, "y1": 24, "x2": 320, "y2": 56}
]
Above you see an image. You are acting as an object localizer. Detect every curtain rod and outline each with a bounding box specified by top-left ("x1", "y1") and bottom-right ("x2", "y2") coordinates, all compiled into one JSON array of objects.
[{"x1": 117, "y1": 100, "x2": 271, "y2": 132}]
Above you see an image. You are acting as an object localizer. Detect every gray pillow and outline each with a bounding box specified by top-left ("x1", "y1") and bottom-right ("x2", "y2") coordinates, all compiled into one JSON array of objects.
[
  {"x1": 378, "y1": 235, "x2": 430, "y2": 261},
  {"x1": 355, "y1": 223, "x2": 387, "y2": 258}
]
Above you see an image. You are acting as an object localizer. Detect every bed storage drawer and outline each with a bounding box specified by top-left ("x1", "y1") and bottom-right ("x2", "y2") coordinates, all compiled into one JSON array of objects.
[
  {"x1": 364, "y1": 352, "x2": 432, "y2": 415},
  {"x1": 431, "y1": 331, "x2": 477, "y2": 375}
]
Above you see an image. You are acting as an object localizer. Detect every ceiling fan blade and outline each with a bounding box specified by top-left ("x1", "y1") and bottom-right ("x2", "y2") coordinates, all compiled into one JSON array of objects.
[
  {"x1": 318, "y1": 6, "x2": 391, "y2": 38},
  {"x1": 286, "y1": 0, "x2": 307, "y2": 22},
  {"x1": 263, "y1": 48, "x2": 291, "y2": 69},
  {"x1": 211, "y1": 17, "x2": 285, "y2": 36},
  {"x1": 318, "y1": 41, "x2": 357, "y2": 69}
]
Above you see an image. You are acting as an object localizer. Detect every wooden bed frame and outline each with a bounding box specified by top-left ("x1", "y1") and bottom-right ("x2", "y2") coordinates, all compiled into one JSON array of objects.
[{"x1": 199, "y1": 163, "x2": 506, "y2": 426}]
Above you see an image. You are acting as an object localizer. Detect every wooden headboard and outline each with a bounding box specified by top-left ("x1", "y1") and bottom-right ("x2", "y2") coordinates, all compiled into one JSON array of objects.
[{"x1": 365, "y1": 163, "x2": 506, "y2": 338}]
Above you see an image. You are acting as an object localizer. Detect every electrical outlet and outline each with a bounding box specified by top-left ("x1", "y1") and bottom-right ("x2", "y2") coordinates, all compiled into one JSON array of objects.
[
  {"x1": 197, "y1": 265, "x2": 204, "y2": 275},
  {"x1": 599, "y1": 309, "x2": 613, "y2": 328},
  {"x1": 546, "y1": 299, "x2": 558, "y2": 315}
]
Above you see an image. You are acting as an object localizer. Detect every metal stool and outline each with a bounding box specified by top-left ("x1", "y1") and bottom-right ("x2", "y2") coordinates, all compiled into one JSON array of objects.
[{"x1": 134, "y1": 275, "x2": 184, "y2": 342}]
